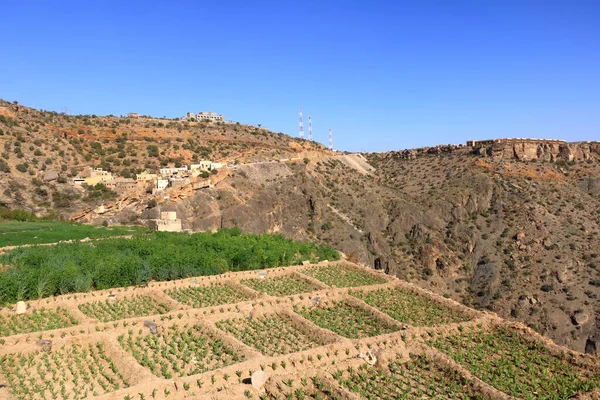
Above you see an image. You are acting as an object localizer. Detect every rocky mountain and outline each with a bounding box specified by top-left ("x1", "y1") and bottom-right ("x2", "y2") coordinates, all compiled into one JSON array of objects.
[{"x1": 1, "y1": 100, "x2": 599, "y2": 353}]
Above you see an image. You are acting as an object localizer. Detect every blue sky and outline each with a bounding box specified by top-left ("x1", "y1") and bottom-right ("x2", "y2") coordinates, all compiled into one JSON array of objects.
[{"x1": 1, "y1": 0, "x2": 599, "y2": 152}]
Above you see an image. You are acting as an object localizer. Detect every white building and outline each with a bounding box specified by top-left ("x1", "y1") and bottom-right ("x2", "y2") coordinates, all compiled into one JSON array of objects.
[
  {"x1": 181, "y1": 111, "x2": 224, "y2": 122},
  {"x1": 190, "y1": 161, "x2": 212, "y2": 172},
  {"x1": 156, "y1": 179, "x2": 169, "y2": 191}
]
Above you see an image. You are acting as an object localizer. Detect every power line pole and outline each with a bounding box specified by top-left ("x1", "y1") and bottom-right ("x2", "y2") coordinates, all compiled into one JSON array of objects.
[
  {"x1": 308, "y1": 115, "x2": 312, "y2": 141},
  {"x1": 299, "y1": 108, "x2": 304, "y2": 138},
  {"x1": 329, "y1": 128, "x2": 333, "y2": 150}
]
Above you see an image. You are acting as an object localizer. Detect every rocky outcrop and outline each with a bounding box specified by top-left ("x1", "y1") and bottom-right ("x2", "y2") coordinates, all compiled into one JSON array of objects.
[{"x1": 488, "y1": 140, "x2": 600, "y2": 162}]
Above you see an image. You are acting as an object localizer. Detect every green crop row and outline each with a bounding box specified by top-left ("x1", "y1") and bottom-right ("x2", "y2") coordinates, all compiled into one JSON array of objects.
[
  {"x1": 302, "y1": 264, "x2": 387, "y2": 288},
  {"x1": 430, "y1": 327, "x2": 600, "y2": 399},
  {"x1": 0, "y1": 307, "x2": 77, "y2": 337},
  {"x1": 0, "y1": 228, "x2": 339, "y2": 303},
  {"x1": 216, "y1": 313, "x2": 329, "y2": 356},
  {"x1": 241, "y1": 274, "x2": 322, "y2": 296},
  {"x1": 335, "y1": 353, "x2": 485, "y2": 399},
  {"x1": 351, "y1": 287, "x2": 471, "y2": 326},
  {"x1": 0, "y1": 342, "x2": 128, "y2": 400},
  {"x1": 119, "y1": 324, "x2": 244, "y2": 378},
  {"x1": 294, "y1": 301, "x2": 399, "y2": 339},
  {"x1": 78, "y1": 295, "x2": 171, "y2": 322},
  {"x1": 165, "y1": 282, "x2": 256, "y2": 308}
]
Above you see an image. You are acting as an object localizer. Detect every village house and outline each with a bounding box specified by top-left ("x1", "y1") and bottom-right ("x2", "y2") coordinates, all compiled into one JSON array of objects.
[
  {"x1": 77, "y1": 168, "x2": 113, "y2": 186},
  {"x1": 104, "y1": 177, "x2": 137, "y2": 193},
  {"x1": 135, "y1": 171, "x2": 158, "y2": 182},
  {"x1": 190, "y1": 161, "x2": 212, "y2": 172},
  {"x1": 159, "y1": 166, "x2": 188, "y2": 176},
  {"x1": 152, "y1": 179, "x2": 169, "y2": 193}
]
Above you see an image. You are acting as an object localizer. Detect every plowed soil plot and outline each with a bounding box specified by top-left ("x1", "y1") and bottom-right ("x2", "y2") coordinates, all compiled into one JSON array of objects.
[
  {"x1": 351, "y1": 287, "x2": 470, "y2": 326},
  {"x1": 334, "y1": 354, "x2": 486, "y2": 399},
  {"x1": 78, "y1": 295, "x2": 171, "y2": 322},
  {"x1": 241, "y1": 274, "x2": 322, "y2": 296},
  {"x1": 216, "y1": 313, "x2": 331, "y2": 356},
  {"x1": 0, "y1": 307, "x2": 77, "y2": 337},
  {"x1": 302, "y1": 264, "x2": 387, "y2": 288},
  {"x1": 118, "y1": 323, "x2": 245, "y2": 378},
  {"x1": 264, "y1": 376, "x2": 343, "y2": 399},
  {"x1": 0, "y1": 342, "x2": 129, "y2": 400},
  {"x1": 165, "y1": 282, "x2": 256, "y2": 308},
  {"x1": 430, "y1": 327, "x2": 600, "y2": 399},
  {"x1": 294, "y1": 301, "x2": 399, "y2": 338}
]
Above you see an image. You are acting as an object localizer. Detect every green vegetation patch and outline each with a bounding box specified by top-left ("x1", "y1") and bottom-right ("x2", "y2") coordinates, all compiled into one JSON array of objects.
[
  {"x1": 216, "y1": 313, "x2": 330, "y2": 356},
  {"x1": 351, "y1": 287, "x2": 471, "y2": 326},
  {"x1": 0, "y1": 342, "x2": 129, "y2": 400},
  {"x1": 294, "y1": 301, "x2": 399, "y2": 339},
  {"x1": 0, "y1": 220, "x2": 146, "y2": 247},
  {"x1": 334, "y1": 353, "x2": 485, "y2": 399},
  {"x1": 165, "y1": 282, "x2": 256, "y2": 308},
  {"x1": 0, "y1": 307, "x2": 78, "y2": 337},
  {"x1": 78, "y1": 295, "x2": 171, "y2": 322},
  {"x1": 241, "y1": 273, "x2": 322, "y2": 296},
  {"x1": 430, "y1": 327, "x2": 600, "y2": 399},
  {"x1": 0, "y1": 228, "x2": 339, "y2": 303},
  {"x1": 302, "y1": 263, "x2": 386, "y2": 288},
  {"x1": 119, "y1": 324, "x2": 245, "y2": 378}
]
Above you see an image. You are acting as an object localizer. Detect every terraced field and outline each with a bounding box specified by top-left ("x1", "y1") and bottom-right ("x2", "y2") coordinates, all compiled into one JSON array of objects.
[{"x1": 0, "y1": 261, "x2": 597, "y2": 400}]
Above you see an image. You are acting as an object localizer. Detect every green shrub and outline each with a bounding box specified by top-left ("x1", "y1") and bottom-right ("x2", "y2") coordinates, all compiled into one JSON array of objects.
[
  {"x1": 540, "y1": 284, "x2": 554, "y2": 292},
  {"x1": 0, "y1": 159, "x2": 10, "y2": 173},
  {"x1": 16, "y1": 163, "x2": 29, "y2": 173}
]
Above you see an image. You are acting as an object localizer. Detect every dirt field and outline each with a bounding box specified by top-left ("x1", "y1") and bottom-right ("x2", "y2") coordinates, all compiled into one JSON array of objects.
[{"x1": 0, "y1": 260, "x2": 598, "y2": 400}]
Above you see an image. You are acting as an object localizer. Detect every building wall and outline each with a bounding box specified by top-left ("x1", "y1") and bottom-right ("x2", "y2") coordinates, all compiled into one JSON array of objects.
[
  {"x1": 84, "y1": 176, "x2": 104, "y2": 186},
  {"x1": 136, "y1": 172, "x2": 157, "y2": 181},
  {"x1": 159, "y1": 167, "x2": 187, "y2": 175},
  {"x1": 150, "y1": 219, "x2": 182, "y2": 232},
  {"x1": 190, "y1": 161, "x2": 212, "y2": 171},
  {"x1": 161, "y1": 211, "x2": 177, "y2": 221}
]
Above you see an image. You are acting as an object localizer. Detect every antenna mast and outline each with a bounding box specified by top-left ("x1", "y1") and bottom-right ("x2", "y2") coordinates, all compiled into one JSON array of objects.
[
  {"x1": 308, "y1": 116, "x2": 312, "y2": 140},
  {"x1": 299, "y1": 108, "x2": 304, "y2": 138},
  {"x1": 329, "y1": 128, "x2": 333, "y2": 150}
]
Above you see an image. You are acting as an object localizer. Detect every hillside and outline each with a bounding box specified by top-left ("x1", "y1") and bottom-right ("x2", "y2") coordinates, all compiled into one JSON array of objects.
[
  {"x1": 0, "y1": 99, "x2": 331, "y2": 213},
  {"x1": 0, "y1": 260, "x2": 598, "y2": 400},
  {"x1": 1, "y1": 100, "x2": 600, "y2": 354},
  {"x1": 128, "y1": 141, "x2": 599, "y2": 353}
]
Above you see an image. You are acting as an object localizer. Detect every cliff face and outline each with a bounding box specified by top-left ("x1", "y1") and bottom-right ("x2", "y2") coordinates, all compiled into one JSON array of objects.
[
  {"x1": 488, "y1": 141, "x2": 600, "y2": 162},
  {"x1": 388, "y1": 141, "x2": 600, "y2": 163}
]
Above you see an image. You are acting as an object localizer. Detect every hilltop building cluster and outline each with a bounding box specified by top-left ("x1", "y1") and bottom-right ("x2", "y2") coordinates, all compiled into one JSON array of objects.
[
  {"x1": 180, "y1": 111, "x2": 224, "y2": 122},
  {"x1": 71, "y1": 160, "x2": 222, "y2": 195}
]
